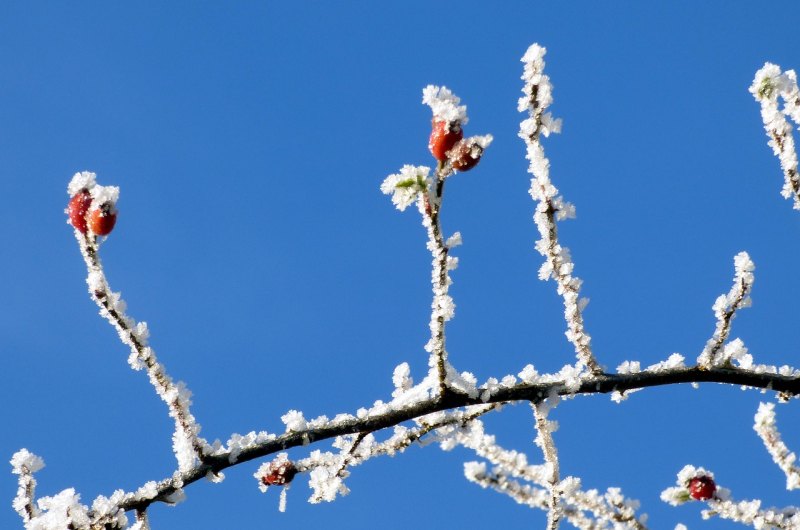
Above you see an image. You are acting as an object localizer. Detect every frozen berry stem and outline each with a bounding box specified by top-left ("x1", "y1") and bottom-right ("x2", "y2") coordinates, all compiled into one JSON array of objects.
[
  {"x1": 426, "y1": 159, "x2": 456, "y2": 396},
  {"x1": 69, "y1": 173, "x2": 208, "y2": 477}
]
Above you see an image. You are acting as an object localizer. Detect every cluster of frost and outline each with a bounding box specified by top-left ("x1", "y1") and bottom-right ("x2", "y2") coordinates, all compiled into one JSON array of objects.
[
  {"x1": 754, "y1": 402, "x2": 800, "y2": 490},
  {"x1": 697, "y1": 252, "x2": 754, "y2": 368},
  {"x1": 11, "y1": 449, "x2": 131, "y2": 530},
  {"x1": 380, "y1": 165, "x2": 432, "y2": 211},
  {"x1": 221, "y1": 430, "x2": 276, "y2": 464},
  {"x1": 518, "y1": 44, "x2": 600, "y2": 376},
  {"x1": 750, "y1": 64, "x2": 800, "y2": 209},
  {"x1": 422, "y1": 85, "x2": 468, "y2": 124}
]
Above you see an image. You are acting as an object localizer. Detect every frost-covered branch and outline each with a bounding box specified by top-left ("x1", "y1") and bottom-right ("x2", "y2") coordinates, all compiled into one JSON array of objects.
[
  {"x1": 518, "y1": 44, "x2": 601, "y2": 375},
  {"x1": 698, "y1": 252, "x2": 755, "y2": 368},
  {"x1": 534, "y1": 399, "x2": 563, "y2": 530},
  {"x1": 68, "y1": 172, "x2": 208, "y2": 473},
  {"x1": 751, "y1": 63, "x2": 800, "y2": 209},
  {"x1": 754, "y1": 402, "x2": 800, "y2": 490}
]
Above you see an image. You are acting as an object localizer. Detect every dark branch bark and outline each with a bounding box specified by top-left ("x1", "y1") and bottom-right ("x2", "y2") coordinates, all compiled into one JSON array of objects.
[{"x1": 116, "y1": 365, "x2": 800, "y2": 513}]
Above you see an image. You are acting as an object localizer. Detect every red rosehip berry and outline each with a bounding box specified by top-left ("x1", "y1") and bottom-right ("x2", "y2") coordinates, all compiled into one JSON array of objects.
[
  {"x1": 688, "y1": 476, "x2": 716, "y2": 500},
  {"x1": 449, "y1": 138, "x2": 485, "y2": 172},
  {"x1": 429, "y1": 119, "x2": 463, "y2": 161},
  {"x1": 67, "y1": 189, "x2": 93, "y2": 234},
  {"x1": 261, "y1": 459, "x2": 297, "y2": 487},
  {"x1": 88, "y1": 203, "x2": 117, "y2": 236}
]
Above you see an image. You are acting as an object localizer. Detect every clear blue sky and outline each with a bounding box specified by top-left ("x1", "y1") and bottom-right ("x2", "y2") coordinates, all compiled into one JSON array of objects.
[{"x1": 2, "y1": 2, "x2": 800, "y2": 529}]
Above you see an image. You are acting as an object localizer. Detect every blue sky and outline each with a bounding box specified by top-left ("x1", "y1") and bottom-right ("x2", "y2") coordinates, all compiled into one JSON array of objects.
[{"x1": 2, "y1": 2, "x2": 800, "y2": 528}]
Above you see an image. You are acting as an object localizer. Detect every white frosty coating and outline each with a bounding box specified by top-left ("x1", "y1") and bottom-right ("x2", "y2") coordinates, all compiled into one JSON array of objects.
[
  {"x1": 281, "y1": 410, "x2": 308, "y2": 432},
  {"x1": 751, "y1": 63, "x2": 800, "y2": 209},
  {"x1": 519, "y1": 43, "x2": 600, "y2": 375},
  {"x1": 380, "y1": 165, "x2": 432, "y2": 212},
  {"x1": 445, "y1": 231, "x2": 462, "y2": 248},
  {"x1": 422, "y1": 85, "x2": 468, "y2": 125},
  {"x1": 754, "y1": 402, "x2": 800, "y2": 490},
  {"x1": 224, "y1": 431, "x2": 277, "y2": 464},
  {"x1": 90, "y1": 185, "x2": 120, "y2": 207},
  {"x1": 11, "y1": 449, "x2": 44, "y2": 475},
  {"x1": 73, "y1": 194, "x2": 208, "y2": 475},
  {"x1": 67, "y1": 171, "x2": 97, "y2": 196},
  {"x1": 698, "y1": 252, "x2": 755, "y2": 368},
  {"x1": 11, "y1": 449, "x2": 43, "y2": 523},
  {"x1": 391, "y1": 362, "x2": 413, "y2": 398},
  {"x1": 675, "y1": 525, "x2": 687, "y2": 530}
]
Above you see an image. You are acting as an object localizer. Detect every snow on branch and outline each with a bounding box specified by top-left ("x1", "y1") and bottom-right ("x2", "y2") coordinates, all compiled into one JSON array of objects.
[
  {"x1": 67, "y1": 172, "x2": 209, "y2": 473},
  {"x1": 754, "y1": 402, "x2": 800, "y2": 490},
  {"x1": 751, "y1": 63, "x2": 800, "y2": 209},
  {"x1": 697, "y1": 251, "x2": 755, "y2": 368},
  {"x1": 518, "y1": 44, "x2": 601, "y2": 375}
]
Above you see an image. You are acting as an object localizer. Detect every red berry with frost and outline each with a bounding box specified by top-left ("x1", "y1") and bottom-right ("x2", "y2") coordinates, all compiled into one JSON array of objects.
[
  {"x1": 449, "y1": 139, "x2": 485, "y2": 172},
  {"x1": 67, "y1": 189, "x2": 92, "y2": 233},
  {"x1": 88, "y1": 203, "x2": 117, "y2": 236},
  {"x1": 261, "y1": 459, "x2": 297, "y2": 487},
  {"x1": 688, "y1": 476, "x2": 716, "y2": 500},
  {"x1": 429, "y1": 119, "x2": 463, "y2": 161}
]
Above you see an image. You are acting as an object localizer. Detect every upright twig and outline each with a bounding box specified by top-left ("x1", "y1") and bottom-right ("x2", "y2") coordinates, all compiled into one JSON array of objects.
[
  {"x1": 518, "y1": 44, "x2": 602, "y2": 375},
  {"x1": 534, "y1": 400, "x2": 562, "y2": 530},
  {"x1": 697, "y1": 252, "x2": 755, "y2": 368}
]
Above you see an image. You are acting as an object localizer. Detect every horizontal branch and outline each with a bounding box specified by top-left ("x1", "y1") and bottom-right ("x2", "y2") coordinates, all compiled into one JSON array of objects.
[{"x1": 117, "y1": 365, "x2": 800, "y2": 513}]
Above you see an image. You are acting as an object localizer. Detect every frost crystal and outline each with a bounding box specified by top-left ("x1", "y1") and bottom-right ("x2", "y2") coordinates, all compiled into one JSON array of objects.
[
  {"x1": 422, "y1": 85, "x2": 468, "y2": 124},
  {"x1": 281, "y1": 410, "x2": 308, "y2": 432},
  {"x1": 67, "y1": 171, "x2": 97, "y2": 196},
  {"x1": 10, "y1": 449, "x2": 44, "y2": 475}
]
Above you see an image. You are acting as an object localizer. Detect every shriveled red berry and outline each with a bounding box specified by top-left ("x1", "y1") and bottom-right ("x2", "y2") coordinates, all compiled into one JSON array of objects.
[
  {"x1": 449, "y1": 138, "x2": 485, "y2": 172},
  {"x1": 261, "y1": 459, "x2": 297, "y2": 487},
  {"x1": 688, "y1": 476, "x2": 716, "y2": 500},
  {"x1": 88, "y1": 204, "x2": 117, "y2": 236},
  {"x1": 429, "y1": 119, "x2": 463, "y2": 161},
  {"x1": 67, "y1": 189, "x2": 93, "y2": 233}
]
